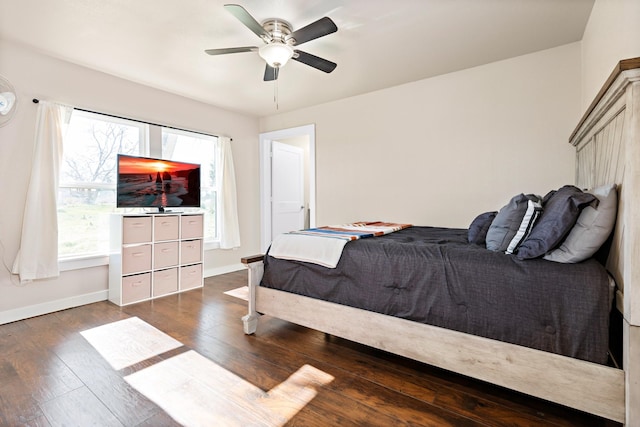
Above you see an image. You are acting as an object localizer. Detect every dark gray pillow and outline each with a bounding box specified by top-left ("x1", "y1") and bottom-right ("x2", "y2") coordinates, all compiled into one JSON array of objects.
[
  {"x1": 544, "y1": 184, "x2": 617, "y2": 263},
  {"x1": 468, "y1": 211, "x2": 498, "y2": 245},
  {"x1": 486, "y1": 194, "x2": 542, "y2": 252},
  {"x1": 516, "y1": 185, "x2": 597, "y2": 260}
]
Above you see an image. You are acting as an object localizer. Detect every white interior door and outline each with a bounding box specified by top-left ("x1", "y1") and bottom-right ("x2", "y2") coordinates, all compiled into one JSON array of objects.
[
  {"x1": 259, "y1": 124, "x2": 316, "y2": 252},
  {"x1": 271, "y1": 141, "x2": 305, "y2": 238}
]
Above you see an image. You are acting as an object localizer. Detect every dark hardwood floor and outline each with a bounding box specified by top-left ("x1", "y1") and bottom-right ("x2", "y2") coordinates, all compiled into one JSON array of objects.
[{"x1": 0, "y1": 270, "x2": 620, "y2": 426}]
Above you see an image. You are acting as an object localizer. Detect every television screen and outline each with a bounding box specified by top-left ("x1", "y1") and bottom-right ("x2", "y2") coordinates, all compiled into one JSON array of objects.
[{"x1": 116, "y1": 154, "x2": 201, "y2": 210}]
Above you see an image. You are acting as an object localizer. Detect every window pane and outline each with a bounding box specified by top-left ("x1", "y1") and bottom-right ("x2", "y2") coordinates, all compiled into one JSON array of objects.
[
  {"x1": 162, "y1": 129, "x2": 218, "y2": 240},
  {"x1": 60, "y1": 113, "x2": 142, "y2": 185},
  {"x1": 58, "y1": 189, "x2": 115, "y2": 256},
  {"x1": 58, "y1": 111, "x2": 144, "y2": 258}
]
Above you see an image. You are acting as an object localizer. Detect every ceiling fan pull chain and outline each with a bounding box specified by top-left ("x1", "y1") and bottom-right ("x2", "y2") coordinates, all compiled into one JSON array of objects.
[{"x1": 274, "y1": 76, "x2": 279, "y2": 110}]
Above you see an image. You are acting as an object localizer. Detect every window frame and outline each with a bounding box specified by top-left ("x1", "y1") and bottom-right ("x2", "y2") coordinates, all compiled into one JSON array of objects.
[
  {"x1": 58, "y1": 110, "x2": 221, "y2": 271},
  {"x1": 160, "y1": 126, "x2": 221, "y2": 244}
]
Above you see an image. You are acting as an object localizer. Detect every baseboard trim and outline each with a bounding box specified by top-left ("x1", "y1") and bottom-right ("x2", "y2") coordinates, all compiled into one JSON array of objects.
[
  {"x1": 1, "y1": 264, "x2": 245, "y2": 325},
  {"x1": 204, "y1": 263, "x2": 244, "y2": 278},
  {"x1": 0, "y1": 290, "x2": 109, "y2": 325}
]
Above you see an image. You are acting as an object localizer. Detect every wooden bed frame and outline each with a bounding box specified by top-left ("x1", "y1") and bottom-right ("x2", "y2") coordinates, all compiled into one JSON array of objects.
[{"x1": 242, "y1": 58, "x2": 640, "y2": 425}]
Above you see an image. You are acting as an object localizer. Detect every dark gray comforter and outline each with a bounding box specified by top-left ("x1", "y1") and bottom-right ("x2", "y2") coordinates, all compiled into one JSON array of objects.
[{"x1": 261, "y1": 226, "x2": 612, "y2": 364}]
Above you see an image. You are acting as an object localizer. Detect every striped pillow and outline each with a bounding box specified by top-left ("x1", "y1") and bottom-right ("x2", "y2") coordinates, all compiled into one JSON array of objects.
[
  {"x1": 486, "y1": 194, "x2": 542, "y2": 253},
  {"x1": 505, "y1": 199, "x2": 542, "y2": 254}
]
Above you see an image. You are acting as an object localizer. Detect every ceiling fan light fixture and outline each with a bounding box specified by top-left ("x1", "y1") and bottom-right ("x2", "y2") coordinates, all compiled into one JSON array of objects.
[{"x1": 259, "y1": 42, "x2": 294, "y2": 68}]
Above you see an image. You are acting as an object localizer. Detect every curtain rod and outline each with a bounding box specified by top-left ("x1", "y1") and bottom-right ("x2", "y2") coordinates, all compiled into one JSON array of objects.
[{"x1": 31, "y1": 98, "x2": 231, "y2": 141}]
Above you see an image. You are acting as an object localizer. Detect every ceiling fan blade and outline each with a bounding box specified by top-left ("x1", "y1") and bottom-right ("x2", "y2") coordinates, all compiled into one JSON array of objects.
[
  {"x1": 293, "y1": 50, "x2": 337, "y2": 73},
  {"x1": 205, "y1": 46, "x2": 258, "y2": 55},
  {"x1": 287, "y1": 17, "x2": 337, "y2": 46},
  {"x1": 224, "y1": 4, "x2": 270, "y2": 39},
  {"x1": 264, "y1": 65, "x2": 279, "y2": 81}
]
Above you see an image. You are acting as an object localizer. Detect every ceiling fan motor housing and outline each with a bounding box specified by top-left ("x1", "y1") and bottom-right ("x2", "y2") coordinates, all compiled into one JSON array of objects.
[
  {"x1": 261, "y1": 19, "x2": 293, "y2": 44},
  {"x1": 259, "y1": 19, "x2": 295, "y2": 67}
]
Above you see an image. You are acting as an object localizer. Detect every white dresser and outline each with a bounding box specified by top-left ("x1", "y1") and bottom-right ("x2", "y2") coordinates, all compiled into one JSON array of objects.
[{"x1": 109, "y1": 212, "x2": 204, "y2": 306}]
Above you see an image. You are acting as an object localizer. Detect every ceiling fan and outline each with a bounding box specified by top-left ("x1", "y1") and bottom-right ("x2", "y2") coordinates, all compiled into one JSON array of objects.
[{"x1": 205, "y1": 4, "x2": 338, "y2": 81}]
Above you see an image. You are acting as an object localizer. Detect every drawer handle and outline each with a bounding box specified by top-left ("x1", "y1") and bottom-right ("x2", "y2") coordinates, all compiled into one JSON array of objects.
[
  {"x1": 161, "y1": 222, "x2": 172, "y2": 226},
  {"x1": 186, "y1": 245, "x2": 195, "y2": 249},
  {"x1": 132, "y1": 252, "x2": 145, "y2": 257},
  {"x1": 131, "y1": 281, "x2": 144, "y2": 286},
  {"x1": 188, "y1": 220, "x2": 198, "y2": 225},
  {"x1": 161, "y1": 248, "x2": 172, "y2": 253},
  {"x1": 131, "y1": 222, "x2": 145, "y2": 228}
]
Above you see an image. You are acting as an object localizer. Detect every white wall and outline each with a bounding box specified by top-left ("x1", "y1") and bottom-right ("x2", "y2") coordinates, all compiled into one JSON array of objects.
[
  {"x1": 581, "y1": 0, "x2": 640, "y2": 109},
  {"x1": 261, "y1": 43, "x2": 581, "y2": 228},
  {"x1": 0, "y1": 38, "x2": 261, "y2": 323}
]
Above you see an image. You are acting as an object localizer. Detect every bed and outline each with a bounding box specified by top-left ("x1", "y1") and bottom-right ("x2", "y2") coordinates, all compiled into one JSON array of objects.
[{"x1": 241, "y1": 57, "x2": 640, "y2": 425}]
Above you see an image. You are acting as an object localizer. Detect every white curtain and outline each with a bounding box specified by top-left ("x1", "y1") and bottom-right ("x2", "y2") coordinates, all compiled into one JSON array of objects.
[
  {"x1": 12, "y1": 101, "x2": 72, "y2": 283},
  {"x1": 218, "y1": 136, "x2": 241, "y2": 249}
]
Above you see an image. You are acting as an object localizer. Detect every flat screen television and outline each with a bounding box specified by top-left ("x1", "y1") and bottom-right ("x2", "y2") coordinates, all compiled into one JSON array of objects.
[{"x1": 116, "y1": 154, "x2": 201, "y2": 212}]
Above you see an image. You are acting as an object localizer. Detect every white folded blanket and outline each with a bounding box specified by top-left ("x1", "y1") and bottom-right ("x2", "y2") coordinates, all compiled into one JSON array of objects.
[
  {"x1": 268, "y1": 233, "x2": 349, "y2": 268},
  {"x1": 268, "y1": 221, "x2": 411, "y2": 268}
]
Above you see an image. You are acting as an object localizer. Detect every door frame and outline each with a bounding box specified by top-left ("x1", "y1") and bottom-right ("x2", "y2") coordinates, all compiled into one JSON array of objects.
[{"x1": 259, "y1": 124, "x2": 316, "y2": 252}]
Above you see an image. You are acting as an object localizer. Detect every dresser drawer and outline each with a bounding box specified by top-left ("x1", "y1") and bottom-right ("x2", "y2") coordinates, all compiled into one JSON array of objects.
[
  {"x1": 152, "y1": 268, "x2": 178, "y2": 297},
  {"x1": 122, "y1": 216, "x2": 152, "y2": 244},
  {"x1": 154, "y1": 241, "x2": 179, "y2": 269},
  {"x1": 154, "y1": 215, "x2": 179, "y2": 241},
  {"x1": 181, "y1": 215, "x2": 203, "y2": 239},
  {"x1": 122, "y1": 273, "x2": 151, "y2": 304},
  {"x1": 122, "y1": 244, "x2": 152, "y2": 274},
  {"x1": 181, "y1": 239, "x2": 202, "y2": 265},
  {"x1": 180, "y1": 264, "x2": 202, "y2": 290}
]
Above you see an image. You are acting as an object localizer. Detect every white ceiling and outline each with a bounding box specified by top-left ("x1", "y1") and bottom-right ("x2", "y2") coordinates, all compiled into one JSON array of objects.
[{"x1": 0, "y1": 0, "x2": 594, "y2": 117}]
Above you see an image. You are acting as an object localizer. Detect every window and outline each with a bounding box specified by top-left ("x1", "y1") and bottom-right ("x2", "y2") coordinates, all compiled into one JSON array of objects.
[
  {"x1": 58, "y1": 110, "x2": 219, "y2": 260},
  {"x1": 58, "y1": 111, "x2": 144, "y2": 257},
  {"x1": 162, "y1": 128, "x2": 219, "y2": 240}
]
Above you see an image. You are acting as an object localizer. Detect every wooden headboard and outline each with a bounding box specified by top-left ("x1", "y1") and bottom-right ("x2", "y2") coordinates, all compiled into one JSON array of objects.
[
  {"x1": 570, "y1": 57, "x2": 640, "y2": 321},
  {"x1": 570, "y1": 57, "x2": 640, "y2": 425}
]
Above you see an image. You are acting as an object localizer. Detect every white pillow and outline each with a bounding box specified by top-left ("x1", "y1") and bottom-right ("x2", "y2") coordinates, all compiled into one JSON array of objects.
[{"x1": 544, "y1": 184, "x2": 617, "y2": 263}]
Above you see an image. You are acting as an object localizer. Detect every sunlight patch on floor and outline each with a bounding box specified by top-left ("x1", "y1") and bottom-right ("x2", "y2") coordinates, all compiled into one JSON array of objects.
[
  {"x1": 223, "y1": 286, "x2": 249, "y2": 301},
  {"x1": 82, "y1": 316, "x2": 334, "y2": 426},
  {"x1": 126, "y1": 350, "x2": 334, "y2": 426},
  {"x1": 80, "y1": 316, "x2": 182, "y2": 370}
]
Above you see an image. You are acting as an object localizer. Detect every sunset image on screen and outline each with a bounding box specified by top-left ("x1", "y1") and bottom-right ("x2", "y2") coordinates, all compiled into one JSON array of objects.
[
  {"x1": 118, "y1": 156, "x2": 194, "y2": 174},
  {"x1": 116, "y1": 155, "x2": 201, "y2": 209}
]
